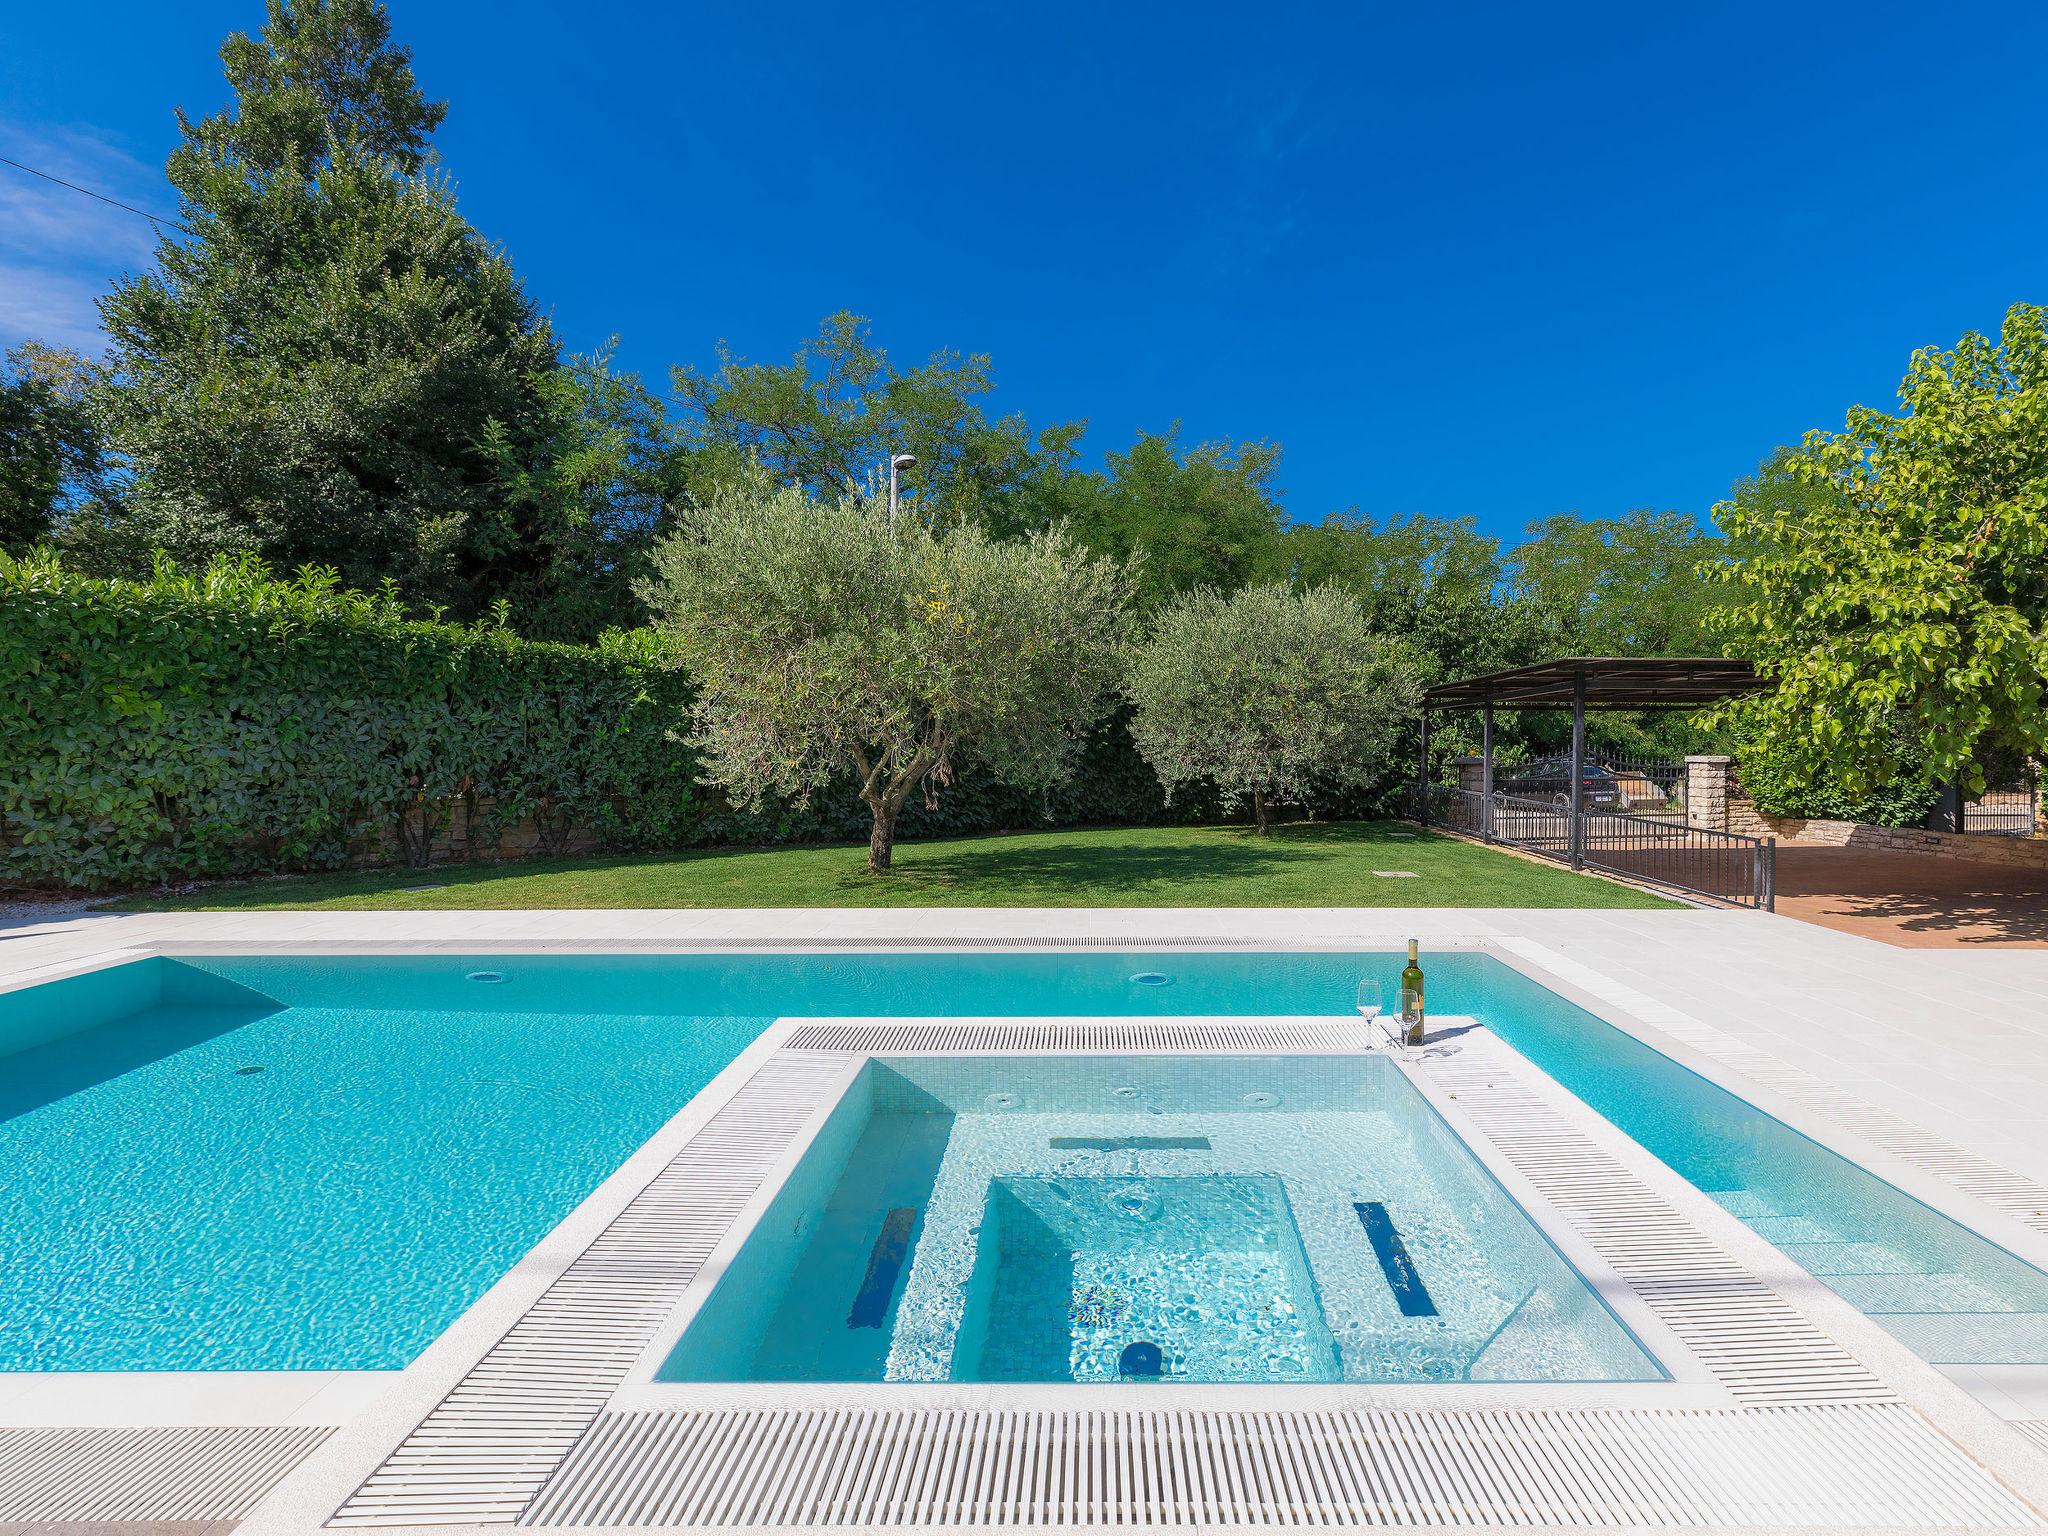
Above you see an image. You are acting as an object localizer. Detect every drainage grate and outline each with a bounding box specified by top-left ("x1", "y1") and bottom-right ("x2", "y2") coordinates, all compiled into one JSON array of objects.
[
  {"x1": 0, "y1": 1425, "x2": 328, "y2": 1523},
  {"x1": 1418, "y1": 1043, "x2": 1893, "y2": 1405},
  {"x1": 521, "y1": 1403, "x2": 2037, "y2": 1528},
  {"x1": 785, "y1": 1020, "x2": 1376, "y2": 1054},
  {"x1": 329, "y1": 1055, "x2": 849, "y2": 1528}
]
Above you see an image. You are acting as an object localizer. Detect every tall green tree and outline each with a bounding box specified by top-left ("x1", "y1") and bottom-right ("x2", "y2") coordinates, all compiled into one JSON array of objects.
[
  {"x1": 672, "y1": 311, "x2": 1075, "y2": 530},
  {"x1": 1511, "y1": 508, "x2": 1723, "y2": 657},
  {"x1": 1253, "y1": 509, "x2": 1553, "y2": 768},
  {"x1": 90, "y1": 0, "x2": 652, "y2": 636},
  {"x1": 0, "y1": 343, "x2": 107, "y2": 553},
  {"x1": 640, "y1": 477, "x2": 1133, "y2": 872},
  {"x1": 179, "y1": 0, "x2": 443, "y2": 173},
  {"x1": 1710, "y1": 302, "x2": 2048, "y2": 796},
  {"x1": 1059, "y1": 429, "x2": 1288, "y2": 608},
  {"x1": 480, "y1": 350, "x2": 689, "y2": 640}
]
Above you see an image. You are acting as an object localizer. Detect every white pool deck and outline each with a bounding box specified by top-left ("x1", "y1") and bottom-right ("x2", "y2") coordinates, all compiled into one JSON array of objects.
[{"x1": 4, "y1": 902, "x2": 2048, "y2": 1533}]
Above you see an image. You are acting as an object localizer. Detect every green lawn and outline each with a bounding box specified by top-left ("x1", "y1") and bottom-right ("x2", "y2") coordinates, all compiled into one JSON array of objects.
[{"x1": 109, "y1": 821, "x2": 1680, "y2": 911}]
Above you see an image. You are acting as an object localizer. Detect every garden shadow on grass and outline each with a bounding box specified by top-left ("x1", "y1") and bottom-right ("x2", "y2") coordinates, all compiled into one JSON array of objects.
[
  {"x1": 99, "y1": 820, "x2": 1482, "y2": 910},
  {"x1": 839, "y1": 823, "x2": 1387, "y2": 899}
]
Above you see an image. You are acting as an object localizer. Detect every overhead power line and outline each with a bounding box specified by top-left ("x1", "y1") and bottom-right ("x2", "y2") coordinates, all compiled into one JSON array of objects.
[{"x1": 0, "y1": 154, "x2": 191, "y2": 236}]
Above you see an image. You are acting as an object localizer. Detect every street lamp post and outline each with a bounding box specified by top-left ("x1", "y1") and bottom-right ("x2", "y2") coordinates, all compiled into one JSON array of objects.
[{"x1": 886, "y1": 452, "x2": 917, "y2": 525}]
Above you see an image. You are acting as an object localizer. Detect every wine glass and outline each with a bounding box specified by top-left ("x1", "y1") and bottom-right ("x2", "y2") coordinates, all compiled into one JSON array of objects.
[{"x1": 1355, "y1": 980, "x2": 1387, "y2": 1048}]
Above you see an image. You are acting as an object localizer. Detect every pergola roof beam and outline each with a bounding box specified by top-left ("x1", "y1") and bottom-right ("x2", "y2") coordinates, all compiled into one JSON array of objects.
[{"x1": 1420, "y1": 656, "x2": 1762, "y2": 712}]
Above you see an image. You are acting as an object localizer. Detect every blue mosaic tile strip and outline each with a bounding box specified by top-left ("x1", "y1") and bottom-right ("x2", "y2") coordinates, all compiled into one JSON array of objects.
[
  {"x1": 848, "y1": 1207, "x2": 917, "y2": 1329},
  {"x1": 1355, "y1": 1201, "x2": 1437, "y2": 1317}
]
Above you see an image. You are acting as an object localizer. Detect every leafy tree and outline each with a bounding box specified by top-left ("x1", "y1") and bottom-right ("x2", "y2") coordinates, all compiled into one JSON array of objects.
[
  {"x1": 0, "y1": 343, "x2": 108, "y2": 552},
  {"x1": 89, "y1": 0, "x2": 650, "y2": 635},
  {"x1": 1057, "y1": 430, "x2": 1288, "y2": 608},
  {"x1": 1709, "y1": 302, "x2": 2048, "y2": 797},
  {"x1": 180, "y1": 0, "x2": 443, "y2": 173},
  {"x1": 1262, "y1": 510, "x2": 1503, "y2": 633},
  {"x1": 639, "y1": 478, "x2": 1133, "y2": 872},
  {"x1": 1251, "y1": 510, "x2": 1580, "y2": 776},
  {"x1": 1257, "y1": 509, "x2": 1536, "y2": 690},
  {"x1": 1512, "y1": 508, "x2": 1723, "y2": 657},
  {"x1": 1124, "y1": 583, "x2": 1422, "y2": 833},
  {"x1": 672, "y1": 311, "x2": 1075, "y2": 530},
  {"x1": 480, "y1": 350, "x2": 689, "y2": 640}
]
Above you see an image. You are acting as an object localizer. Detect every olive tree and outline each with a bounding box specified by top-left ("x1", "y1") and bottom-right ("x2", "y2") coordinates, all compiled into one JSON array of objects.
[
  {"x1": 1124, "y1": 583, "x2": 1421, "y2": 832},
  {"x1": 639, "y1": 480, "x2": 1132, "y2": 871}
]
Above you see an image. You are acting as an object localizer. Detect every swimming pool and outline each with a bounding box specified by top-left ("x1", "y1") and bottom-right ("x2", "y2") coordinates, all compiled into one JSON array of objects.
[
  {"x1": 0, "y1": 958, "x2": 769, "y2": 1371},
  {"x1": 655, "y1": 1055, "x2": 1660, "y2": 1384},
  {"x1": 3, "y1": 948, "x2": 2045, "y2": 1377}
]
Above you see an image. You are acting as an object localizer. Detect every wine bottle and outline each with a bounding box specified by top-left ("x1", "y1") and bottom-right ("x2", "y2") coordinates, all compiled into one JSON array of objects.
[{"x1": 1400, "y1": 939, "x2": 1426, "y2": 1046}]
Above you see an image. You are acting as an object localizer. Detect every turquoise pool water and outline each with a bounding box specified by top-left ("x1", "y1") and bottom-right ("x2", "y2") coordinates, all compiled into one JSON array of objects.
[
  {"x1": 656, "y1": 1055, "x2": 1661, "y2": 1384},
  {"x1": 0, "y1": 959, "x2": 769, "y2": 1372},
  {"x1": 4, "y1": 949, "x2": 2046, "y2": 1375}
]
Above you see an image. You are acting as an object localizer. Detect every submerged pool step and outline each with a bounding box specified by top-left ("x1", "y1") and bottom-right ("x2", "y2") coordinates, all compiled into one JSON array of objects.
[
  {"x1": 1821, "y1": 1270, "x2": 2011, "y2": 1315},
  {"x1": 1048, "y1": 1136, "x2": 1210, "y2": 1152},
  {"x1": 1781, "y1": 1239, "x2": 1935, "y2": 1277},
  {"x1": 1868, "y1": 1310, "x2": 2048, "y2": 1364},
  {"x1": 1707, "y1": 1189, "x2": 1794, "y2": 1220},
  {"x1": 1745, "y1": 1213, "x2": 1852, "y2": 1246},
  {"x1": 847, "y1": 1208, "x2": 918, "y2": 1330}
]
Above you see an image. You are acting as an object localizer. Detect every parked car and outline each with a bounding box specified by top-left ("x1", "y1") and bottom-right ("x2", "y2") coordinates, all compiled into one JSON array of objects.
[{"x1": 1492, "y1": 756, "x2": 1631, "y2": 811}]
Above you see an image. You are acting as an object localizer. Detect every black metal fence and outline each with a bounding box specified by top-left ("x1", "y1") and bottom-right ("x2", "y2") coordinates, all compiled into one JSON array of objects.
[
  {"x1": 1964, "y1": 785, "x2": 2039, "y2": 837},
  {"x1": 1480, "y1": 754, "x2": 1689, "y2": 821},
  {"x1": 1421, "y1": 786, "x2": 1776, "y2": 910},
  {"x1": 1600, "y1": 756, "x2": 1688, "y2": 820}
]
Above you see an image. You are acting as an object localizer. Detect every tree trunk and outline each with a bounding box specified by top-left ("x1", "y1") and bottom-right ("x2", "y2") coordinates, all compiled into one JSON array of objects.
[
  {"x1": 867, "y1": 802, "x2": 899, "y2": 873},
  {"x1": 1252, "y1": 789, "x2": 1271, "y2": 835}
]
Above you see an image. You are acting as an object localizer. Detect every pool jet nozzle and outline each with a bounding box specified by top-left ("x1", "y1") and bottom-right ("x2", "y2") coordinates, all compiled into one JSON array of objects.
[{"x1": 1118, "y1": 1340, "x2": 1164, "y2": 1379}]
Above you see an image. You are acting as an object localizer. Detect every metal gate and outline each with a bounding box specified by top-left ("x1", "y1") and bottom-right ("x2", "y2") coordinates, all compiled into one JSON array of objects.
[
  {"x1": 1425, "y1": 787, "x2": 1776, "y2": 910},
  {"x1": 1964, "y1": 783, "x2": 2039, "y2": 837}
]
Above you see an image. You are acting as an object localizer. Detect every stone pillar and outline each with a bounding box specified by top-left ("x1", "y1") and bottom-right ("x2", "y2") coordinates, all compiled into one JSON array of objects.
[
  {"x1": 1455, "y1": 755, "x2": 1486, "y2": 796},
  {"x1": 1685, "y1": 755, "x2": 1734, "y2": 832}
]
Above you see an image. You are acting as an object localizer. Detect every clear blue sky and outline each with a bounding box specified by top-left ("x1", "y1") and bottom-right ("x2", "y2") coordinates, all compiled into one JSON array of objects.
[{"x1": 4, "y1": 1, "x2": 2044, "y2": 538}]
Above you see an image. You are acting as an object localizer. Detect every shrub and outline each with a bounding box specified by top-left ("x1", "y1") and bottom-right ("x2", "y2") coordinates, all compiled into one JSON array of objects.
[
  {"x1": 0, "y1": 551, "x2": 697, "y2": 890},
  {"x1": 1735, "y1": 732, "x2": 1939, "y2": 827},
  {"x1": 1124, "y1": 583, "x2": 1423, "y2": 832}
]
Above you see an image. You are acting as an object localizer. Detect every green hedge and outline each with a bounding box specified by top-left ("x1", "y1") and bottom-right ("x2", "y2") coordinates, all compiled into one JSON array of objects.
[
  {"x1": 1, "y1": 552, "x2": 700, "y2": 889},
  {"x1": 2, "y1": 553, "x2": 1416, "y2": 892}
]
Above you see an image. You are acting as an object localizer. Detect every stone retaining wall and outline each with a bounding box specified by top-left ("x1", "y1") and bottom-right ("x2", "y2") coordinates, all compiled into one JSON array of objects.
[
  {"x1": 344, "y1": 796, "x2": 604, "y2": 870},
  {"x1": 1684, "y1": 755, "x2": 2048, "y2": 869}
]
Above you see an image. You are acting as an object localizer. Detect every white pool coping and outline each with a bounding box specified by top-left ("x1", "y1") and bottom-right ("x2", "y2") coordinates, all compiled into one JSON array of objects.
[
  {"x1": 3, "y1": 915, "x2": 2048, "y2": 1528},
  {"x1": 235, "y1": 1000, "x2": 2048, "y2": 1532}
]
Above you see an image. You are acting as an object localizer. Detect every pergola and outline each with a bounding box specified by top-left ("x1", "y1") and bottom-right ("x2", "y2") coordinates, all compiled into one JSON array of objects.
[{"x1": 1416, "y1": 656, "x2": 1765, "y2": 858}]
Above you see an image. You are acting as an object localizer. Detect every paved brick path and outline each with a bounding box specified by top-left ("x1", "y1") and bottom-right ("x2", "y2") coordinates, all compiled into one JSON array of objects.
[{"x1": 1774, "y1": 843, "x2": 2048, "y2": 947}]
